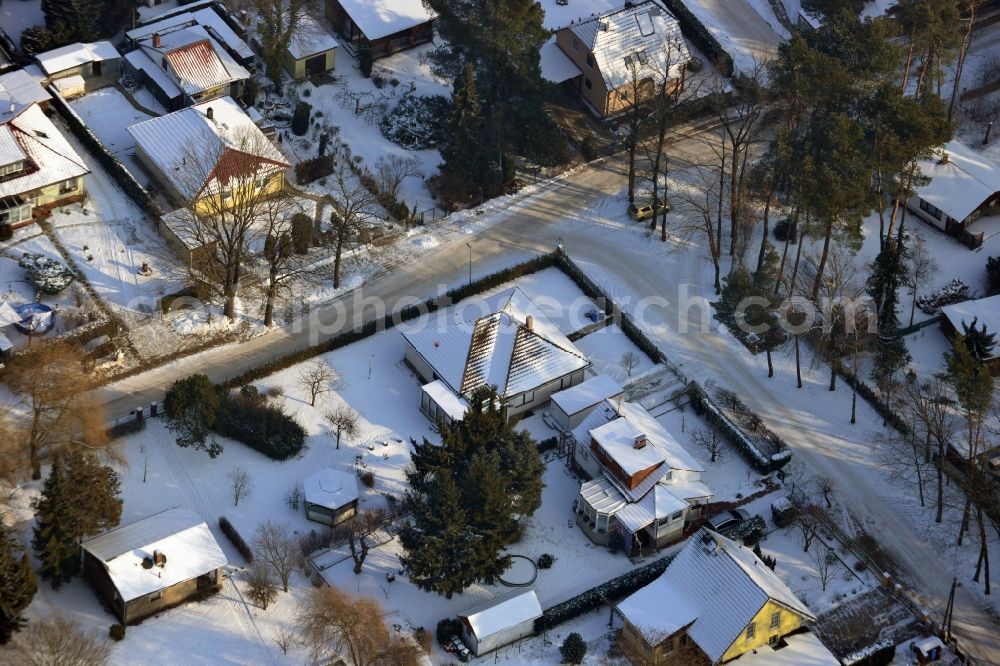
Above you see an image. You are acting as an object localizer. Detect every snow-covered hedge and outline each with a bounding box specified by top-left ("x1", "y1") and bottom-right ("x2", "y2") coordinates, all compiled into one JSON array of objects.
[
  {"x1": 659, "y1": 0, "x2": 734, "y2": 77},
  {"x1": 379, "y1": 93, "x2": 449, "y2": 150},
  {"x1": 917, "y1": 278, "x2": 969, "y2": 315},
  {"x1": 534, "y1": 553, "x2": 674, "y2": 633},
  {"x1": 687, "y1": 382, "x2": 790, "y2": 474},
  {"x1": 841, "y1": 638, "x2": 895, "y2": 666},
  {"x1": 19, "y1": 252, "x2": 74, "y2": 294}
]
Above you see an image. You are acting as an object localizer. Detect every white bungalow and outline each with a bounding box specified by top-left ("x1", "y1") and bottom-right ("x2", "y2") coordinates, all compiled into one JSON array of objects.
[
  {"x1": 458, "y1": 589, "x2": 542, "y2": 656},
  {"x1": 403, "y1": 287, "x2": 590, "y2": 423}
]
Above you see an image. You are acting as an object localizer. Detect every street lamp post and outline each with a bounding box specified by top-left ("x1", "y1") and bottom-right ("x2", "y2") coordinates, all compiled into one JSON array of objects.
[{"x1": 466, "y1": 242, "x2": 473, "y2": 285}]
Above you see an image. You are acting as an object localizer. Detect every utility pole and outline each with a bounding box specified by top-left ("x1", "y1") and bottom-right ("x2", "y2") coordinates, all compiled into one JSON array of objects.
[{"x1": 943, "y1": 577, "x2": 957, "y2": 643}]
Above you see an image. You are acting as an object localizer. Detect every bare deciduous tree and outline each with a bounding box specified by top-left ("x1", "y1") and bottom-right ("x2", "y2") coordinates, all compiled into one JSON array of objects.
[
  {"x1": 252, "y1": 521, "x2": 301, "y2": 593},
  {"x1": 810, "y1": 547, "x2": 842, "y2": 592},
  {"x1": 326, "y1": 404, "x2": 360, "y2": 450},
  {"x1": 674, "y1": 164, "x2": 723, "y2": 294},
  {"x1": 620, "y1": 352, "x2": 640, "y2": 378},
  {"x1": 257, "y1": 196, "x2": 315, "y2": 327},
  {"x1": 905, "y1": 233, "x2": 938, "y2": 327},
  {"x1": 373, "y1": 155, "x2": 420, "y2": 201},
  {"x1": 229, "y1": 466, "x2": 253, "y2": 507},
  {"x1": 252, "y1": 0, "x2": 308, "y2": 86},
  {"x1": 691, "y1": 427, "x2": 724, "y2": 464},
  {"x1": 328, "y1": 168, "x2": 379, "y2": 289},
  {"x1": 793, "y1": 509, "x2": 820, "y2": 553},
  {"x1": 4, "y1": 614, "x2": 110, "y2": 666},
  {"x1": 245, "y1": 561, "x2": 278, "y2": 610},
  {"x1": 7, "y1": 342, "x2": 115, "y2": 480},
  {"x1": 274, "y1": 626, "x2": 297, "y2": 655},
  {"x1": 298, "y1": 586, "x2": 420, "y2": 666},
  {"x1": 298, "y1": 361, "x2": 344, "y2": 406},
  {"x1": 818, "y1": 477, "x2": 834, "y2": 508},
  {"x1": 335, "y1": 509, "x2": 389, "y2": 574}
]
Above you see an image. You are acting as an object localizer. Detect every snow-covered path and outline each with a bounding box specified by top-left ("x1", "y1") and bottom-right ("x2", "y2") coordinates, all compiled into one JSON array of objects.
[{"x1": 90, "y1": 133, "x2": 1000, "y2": 662}]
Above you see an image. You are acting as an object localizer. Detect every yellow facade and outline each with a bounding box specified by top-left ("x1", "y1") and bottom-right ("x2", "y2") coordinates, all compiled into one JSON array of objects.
[
  {"x1": 191, "y1": 170, "x2": 284, "y2": 216},
  {"x1": 719, "y1": 600, "x2": 806, "y2": 662},
  {"x1": 34, "y1": 176, "x2": 84, "y2": 207},
  {"x1": 285, "y1": 48, "x2": 336, "y2": 80}
]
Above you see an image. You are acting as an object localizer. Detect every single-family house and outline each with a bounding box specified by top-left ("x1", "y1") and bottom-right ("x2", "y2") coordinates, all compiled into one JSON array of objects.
[
  {"x1": 458, "y1": 589, "x2": 542, "y2": 657},
  {"x1": 941, "y1": 293, "x2": 1000, "y2": 371},
  {"x1": 550, "y1": 374, "x2": 625, "y2": 430},
  {"x1": 0, "y1": 97, "x2": 89, "y2": 230},
  {"x1": 908, "y1": 140, "x2": 1000, "y2": 249},
  {"x1": 128, "y1": 96, "x2": 289, "y2": 214},
  {"x1": 283, "y1": 14, "x2": 339, "y2": 79},
  {"x1": 616, "y1": 529, "x2": 822, "y2": 665},
  {"x1": 324, "y1": 0, "x2": 434, "y2": 59},
  {"x1": 34, "y1": 41, "x2": 121, "y2": 98},
  {"x1": 572, "y1": 398, "x2": 711, "y2": 552},
  {"x1": 80, "y1": 507, "x2": 227, "y2": 625},
  {"x1": 403, "y1": 286, "x2": 590, "y2": 422},
  {"x1": 124, "y1": 8, "x2": 253, "y2": 110},
  {"x1": 302, "y1": 467, "x2": 359, "y2": 526},
  {"x1": 553, "y1": 1, "x2": 691, "y2": 117}
]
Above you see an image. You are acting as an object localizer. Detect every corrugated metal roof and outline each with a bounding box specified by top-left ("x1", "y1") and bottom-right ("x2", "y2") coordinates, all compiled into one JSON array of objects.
[
  {"x1": 459, "y1": 590, "x2": 542, "y2": 640},
  {"x1": 0, "y1": 104, "x2": 89, "y2": 199},
  {"x1": 166, "y1": 38, "x2": 235, "y2": 94},
  {"x1": 0, "y1": 126, "x2": 26, "y2": 165},
  {"x1": 569, "y1": 0, "x2": 689, "y2": 92},
  {"x1": 127, "y1": 7, "x2": 254, "y2": 61},
  {"x1": 0, "y1": 69, "x2": 51, "y2": 108},
  {"x1": 615, "y1": 484, "x2": 687, "y2": 532},
  {"x1": 617, "y1": 529, "x2": 815, "y2": 662},
  {"x1": 81, "y1": 507, "x2": 227, "y2": 602},
  {"x1": 579, "y1": 476, "x2": 627, "y2": 514}
]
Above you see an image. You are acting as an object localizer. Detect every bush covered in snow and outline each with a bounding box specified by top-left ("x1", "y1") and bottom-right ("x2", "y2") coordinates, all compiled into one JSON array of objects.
[
  {"x1": 219, "y1": 516, "x2": 253, "y2": 563},
  {"x1": 19, "y1": 252, "x2": 74, "y2": 294},
  {"x1": 215, "y1": 393, "x2": 306, "y2": 461},
  {"x1": 379, "y1": 93, "x2": 450, "y2": 150},
  {"x1": 917, "y1": 278, "x2": 969, "y2": 315},
  {"x1": 560, "y1": 633, "x2": 587, "y2": 664},
  {"x1": 841, "y1": 638, "x2": 895, "y2": 666}
]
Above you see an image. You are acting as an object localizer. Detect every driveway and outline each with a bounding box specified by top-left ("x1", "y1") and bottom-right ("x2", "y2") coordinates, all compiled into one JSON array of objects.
[{"x1": 682, "y1": 0, "x2": 783, "y2": 73}]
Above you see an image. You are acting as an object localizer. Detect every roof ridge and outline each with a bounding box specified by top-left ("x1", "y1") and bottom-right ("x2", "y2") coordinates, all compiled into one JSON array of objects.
[{"x1": 10, "y1": 110, "x2": 88, "y2": 172}]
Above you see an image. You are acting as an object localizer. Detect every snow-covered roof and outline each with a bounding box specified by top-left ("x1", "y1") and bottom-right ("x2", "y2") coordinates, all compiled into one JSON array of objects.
[
  {"x1": 402, "y1": 287, "x2": 589, "y2": 400},
  {"x1": 617, "y1": 529, "x2": 815, "y2": 662},
  {"x1": 568, "y1": 0, "x2": 690, "y2": 92},
  {"x1": 422, "y1": 379, "x2": 468, "y2": 421},
  {"x1": 128, "y1": 96, "x2": 288, "y2": 201},
  {"x1": 288, "y1": 14, "x2": 339, "y2": 60},
  {"x1": 333, "y1": 0, "x2": 434, "y2": 42},
  {"x1": 733, "y1": 631, "x2": 838, "y2": 666},
  {"x1": 666, "y1": 477, "x2": 713, "y2": 501},
  {"x1": 137, "y1": 26, "x2": 250, "y2": 97},
  {"x1": 35, "y1": 41, "x2": 120, "y2": 76},
  {"x1": 128, "y1": 7, "x2": 254, "y2": 61},
  {"x1": 540, "y1": 37, "x2": 582, "y2": 84},
  {"x1": 459, "y1": 589, "x2": 542, "y2": 640},
  {"x1": 81, "y1": 507, "x2": 227, "y2": 603},
  {"x1": 579, "y1": 475, "x2": 628, "y2": 514},
  {"x1": 915, "y1": 140, "x2": 1000, "y2": 223},
  {"x1": 0, "y1": 301, "x2": 21, "y2": 327},
  {"x1": 302, "y1": 467, "x2": 359, "y2": 511},
  {"x1": 551, "y1": 374, "x2": 623, "y2": 417},
  {"x1": 940, "y1": 294, "x2": 1000, "y2": 360},
  {"x1": 0, "y1": 104, "x2": 89, "y2": 199},
  {"x1": 52, "y1": 75, "x2": 85, "y2": 93},
  {"x1": 591, "y1": 417, "x2": 666, "y2": 476},
  {"x1": 615, "y1": 484, "x2": 688, "y2": 532},
  {"x1": 0, "y1": 69, "x2": 51, "y2": 108},
  {"x1": 124, "y1": 50, "x2": 183, "y2": 100}
]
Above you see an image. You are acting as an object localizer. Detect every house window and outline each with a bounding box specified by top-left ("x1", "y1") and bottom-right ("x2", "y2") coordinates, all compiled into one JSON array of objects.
[
  {"x1": 148, "y1": 590, "x2": 162, "y2": 601},
  {"x1": 624, "y1": 55, "x2": 633, "y2": 68},
  {"x1": 670, "y1": 510, "x2": 683, "y2": 521},
  {"x1": 919, "y1": 198, "x2": 942, "y2": 221},
  {"x1": 657, "y1": 515, "x2": 670, "y2": 527},
  {"x1": 586, "y1": 54, "x2": 594, "y2": 68},
  {"x1": 420, "y1": 391, "x2": 430, "y2": 415},
  {"x1": 0, "y1": 203, "x2": 31, "y2": 225},
  {"x1": 572, "y1": 38, "x2": 579, "y2": 51},
  {"x1": 745, "y1": 622, "x2": 756, "y2": 641},
  {"x1": 770, "y1": 611, "x2": 781, "y2": 630},
  {"x1": 58, "y1": 177, "x2": 78, "y2": 194},
  {"x1": 636, "y1": 51, "x2": 648, "y2": 65},
  {"x1": 585, "y1": 78, "x2": 592, "y2": 90}
]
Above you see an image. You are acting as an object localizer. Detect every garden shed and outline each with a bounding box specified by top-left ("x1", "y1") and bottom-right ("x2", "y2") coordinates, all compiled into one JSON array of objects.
[
  {"x1": 458, "y1": 589, "x2": 542, "y2": 656},
  {"x1": 550, "y1": 374, "x2": 624, "y2": 430},
  {"x1": 303, "y1": 467, "x2": 359, "y2": 526}
]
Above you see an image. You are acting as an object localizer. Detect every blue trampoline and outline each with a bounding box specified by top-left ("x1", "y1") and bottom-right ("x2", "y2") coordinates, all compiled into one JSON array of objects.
[{"x1": 14, "y1": 303, "x2": 55, "y2": 335}]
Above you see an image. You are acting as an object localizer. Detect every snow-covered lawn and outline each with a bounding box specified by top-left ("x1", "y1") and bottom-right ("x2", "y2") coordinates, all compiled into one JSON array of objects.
[
  {"x1": 0, "y1": 0, "x2": 43, "y2": 49},
  {"x1": 69, "y1": 88, "x2": 155, "y2": 180},
  {"x1": 538, "y1": 0, "x2": 621, "y2": 30},
  {"x1": 575, "y1": 324, "x2": 658, "y2": 384}
]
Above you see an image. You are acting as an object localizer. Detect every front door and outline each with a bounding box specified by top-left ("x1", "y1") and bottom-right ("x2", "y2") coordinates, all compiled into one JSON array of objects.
[{"x1": 305, "y1": 54, "x2": 326, "y2": 76}]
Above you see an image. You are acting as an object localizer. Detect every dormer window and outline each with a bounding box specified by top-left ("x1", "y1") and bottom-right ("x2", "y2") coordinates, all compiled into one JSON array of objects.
[{"x1": 0, "y1": 160, "x2": 23, "y2": 177}]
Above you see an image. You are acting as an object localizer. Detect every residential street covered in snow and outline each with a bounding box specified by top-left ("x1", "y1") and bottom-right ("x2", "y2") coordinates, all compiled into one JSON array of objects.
[{"x1": 87, "y1": 124, "x2": 1000, "y2": 662}]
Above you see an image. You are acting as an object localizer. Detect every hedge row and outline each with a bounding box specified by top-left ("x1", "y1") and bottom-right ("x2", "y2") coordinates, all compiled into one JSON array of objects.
[
  {"x1": 47, "y1": 87, "x2": 164, "y2": 218},
  {"x1": 219, "y1": 516, "x2": 253, "y2": 563},
  {"x1": 661, "y1": 0, "x2": 735, "y2": 77},
  {"x1": 534, "y1": 554, "x2": 674, "y2": 633},
  {"x1": 220, "y1": 253, "x2": 560, "y2": 388},
  {"x1": 838, "y1": 368, "x2": 913, "y2": 439},
  {"x1": 687, "y1": 382, "x2": 790, "y2": 473},
  {"x1": 107, "y1": 415, "x2": 146, "y2": 440},
  {"x1": 214, "y1": 391, "x2": 306, "y2": 461},
  {"x1": 841, "y1": 639, "x2": 895, "y2": 666}
]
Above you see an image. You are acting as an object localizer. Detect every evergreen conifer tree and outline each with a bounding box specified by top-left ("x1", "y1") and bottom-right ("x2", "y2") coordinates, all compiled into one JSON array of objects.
[
  {"x1": 867, "y1": 241, "x2": 911, "y2": 387},
  {"x1": 438, "y1": 63, "x2": 499, "y2": 201},
  {"x1": 0, "y1": 523, "x2": 36, "y2": 643},
  {"x1": 63, "y1": 450, "x2": 122, "y2": 540},
  {"x1": 961, "y1": 317, "x2": 997, "y2": 364},
  {"x1": 31, "y1": 454, "x2": 79, "y2": 588}
]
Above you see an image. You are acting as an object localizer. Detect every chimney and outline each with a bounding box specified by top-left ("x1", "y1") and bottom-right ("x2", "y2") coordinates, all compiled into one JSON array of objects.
[
  {"x1": 152, "y1": 32, "x2": 161, "y2": 48},
  {"x1": 633, "y1": 433, "x2": 647, "y2": 449},
  {"x1": 938, "y1": 152, "x2": 950, "y2": 165},
  {"x1": 525, "y1": 314, "x2": 534, "y2": 331},
  {"x1": 153, "y1": 550, "x2": 167, "y2": 567},
  {"x1": 206, "y1": 106, "x2": 214, "y2": 121}
]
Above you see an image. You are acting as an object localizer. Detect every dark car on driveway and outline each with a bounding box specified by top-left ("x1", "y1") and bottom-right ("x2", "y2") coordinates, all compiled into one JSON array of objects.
[{"x1": 707, "y1": 508, "x2": 750, "y2": 533}]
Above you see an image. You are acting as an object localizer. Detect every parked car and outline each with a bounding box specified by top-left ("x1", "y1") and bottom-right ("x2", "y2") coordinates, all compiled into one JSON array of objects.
[
  {"x1": 707, "y1": 508, "x2": 750, "y2": 533},
  {"x1": 627, "y1": 200, "x2": 671, "y2": 221}
]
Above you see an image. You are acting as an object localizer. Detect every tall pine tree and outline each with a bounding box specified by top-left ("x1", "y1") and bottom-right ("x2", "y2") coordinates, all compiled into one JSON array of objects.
[
  {"x1": 0, "y1": 522, "x2": 36, "y2": 644},
  {"x1": 31, "y1": 454, "x2": 79, "y2": 588},
  {"x1": 867, "y1": 240, "x2": 911, "y2": 390},
  {"x1": 399, "y1": 387, "x2": 543, "y2": 596},
  {"x1": 438, "y1": 64, "x2": 500, "y2": 201},
  {"x1": 63, "y1": 450, "x2": 123, "y2": 539}
]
